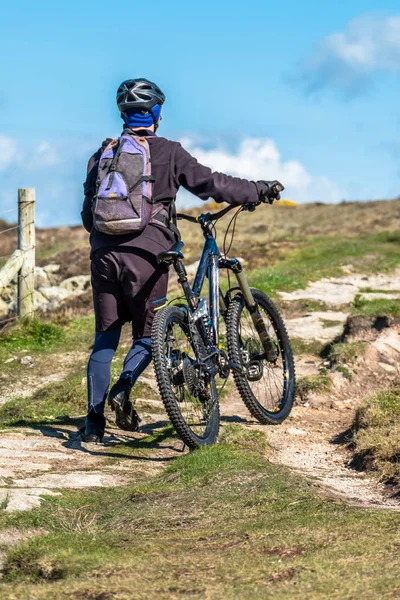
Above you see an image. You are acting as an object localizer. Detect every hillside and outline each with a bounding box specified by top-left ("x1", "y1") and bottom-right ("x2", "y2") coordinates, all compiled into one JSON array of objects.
[
  {"x1": 0, "y1": 199, "x2": 399, "y2": 599},
  {"x1": 2, "y1": 198, "x2": 400, "y2": 319}
]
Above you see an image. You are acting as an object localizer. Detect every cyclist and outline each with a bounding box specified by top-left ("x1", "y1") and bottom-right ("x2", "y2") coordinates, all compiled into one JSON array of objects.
[{"x1": 80, "y1": 77, "x2": 283, "y2": 443}]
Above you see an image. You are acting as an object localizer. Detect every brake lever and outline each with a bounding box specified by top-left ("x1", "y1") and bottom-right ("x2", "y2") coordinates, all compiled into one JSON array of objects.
[{"x1": 243, "y1": 201, "x2": 262, "y2": 212}]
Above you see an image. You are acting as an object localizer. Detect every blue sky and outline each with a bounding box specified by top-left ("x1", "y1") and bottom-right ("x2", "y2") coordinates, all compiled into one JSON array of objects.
[{"x1": 1, "y1": 0, "x2": 399, "y2": 226}]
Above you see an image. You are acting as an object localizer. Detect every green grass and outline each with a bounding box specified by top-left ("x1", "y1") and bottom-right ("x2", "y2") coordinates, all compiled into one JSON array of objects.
[
  {"x1": 288, "y1": 338, "x2": 324, "y2": 357},
  {"x1": 0, "y1": 316, "x2": 95, "y2": 378},
  {"x1": 328, "y1": 341, "x2": 367, "y2": 365},
  {"x1": 352, "y1": 295, "x2": 400, "y2": 317},
  {"x1": 295, "y1": 298, "x2": 331, "y2": 312},
  {"x1": 0, "y1": 371, "x2": 87, "y2": 428},
  {"x1": 0, "y1": 318, "x2": 65, "y2": 359},
  {"x1": 0, "y1": 346, "x2": 154, "y2": 430},
  {"x1": 296, "y1": 374, "x2": 333, "y2": 402},
  {"x1": 359, "y1": 287, "x2": 400, "y2": 294},
  {"x1": 219, "y1": 423, "x2": 268, "y2": 455},
  {"x1": 105, "y1": 425, "x2": 176, "y2": 462},
  {"x1": 320, "y1": 318, "x2": 343, "y2": 329},
  {"x1": 336, "y1": 364, "x2": 353, "y2": 381},
  {"x1": 0, "y1": 426, "x2": 399, "y2": 599},
  {"x1": 58, "y1": 314, "x2": 94, "y2": 348},
  {"x1": 1, "y1": 221, "x2": 400, "y2": 597},
  {"x1": 249, "y1": 231, "x2": 400, "y2": 297},
  {"x1": 316, "y1": 341, "x2": 367, "y2": 383},
  {"x1": 352, "y1": 387, "x2": 400, "y2": 488}
]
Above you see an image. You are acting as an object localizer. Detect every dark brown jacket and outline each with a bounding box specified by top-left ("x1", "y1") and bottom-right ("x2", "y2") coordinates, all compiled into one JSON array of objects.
[{"x1": 81, "y1": 129, "x2": 259, "y2": 255}]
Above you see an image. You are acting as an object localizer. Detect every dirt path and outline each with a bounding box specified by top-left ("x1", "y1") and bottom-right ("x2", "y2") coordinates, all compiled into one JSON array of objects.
[
  {"x1": 222, "y1": 328, "x2": 400, "y2": 510},
  {"x1": 0, "y1": 370, "x2": 181, "y2": 512},
  {"x1": 222, "y1": 395, "x2": 400, "y2": 510},
  {"x1": 0, "y1": 418, "x2": 181, "y2": 512},
  {"x1": 281, "y1": 269, "x2": 400, "y2": 342},
  {"x1": 279, "y1": 269, "x2": 400, "y2": 305},
  {"x1": 1, "y1": 267, "x2": 400, "y2": 513},
  {"x1": 0, "y1": 342, "x2": 398, "y2": 514}
]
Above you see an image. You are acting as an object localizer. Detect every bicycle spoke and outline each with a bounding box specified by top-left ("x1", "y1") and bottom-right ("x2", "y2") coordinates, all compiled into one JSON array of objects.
[
  {"x1": 238, "y1": 307, "x2": 286, "y2": 412},
  {"x1": 164, "y1": 319, "x2": 213, "y2": 437}
]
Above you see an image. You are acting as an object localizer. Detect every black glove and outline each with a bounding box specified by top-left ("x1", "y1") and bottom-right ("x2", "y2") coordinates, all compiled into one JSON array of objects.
[{"x1": 255, "y1": 180, "x2": 285, "y2": 204}]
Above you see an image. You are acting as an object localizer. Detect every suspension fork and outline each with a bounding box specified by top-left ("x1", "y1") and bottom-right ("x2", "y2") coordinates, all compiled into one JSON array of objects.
[{"x1": 219, "y1": 257, "x2": 278, "y2": 362}]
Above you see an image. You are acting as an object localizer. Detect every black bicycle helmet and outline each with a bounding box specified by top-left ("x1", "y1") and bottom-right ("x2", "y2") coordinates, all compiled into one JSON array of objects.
[{"x1": 116, "y1": 78, "x2": 166, "y2": 113}]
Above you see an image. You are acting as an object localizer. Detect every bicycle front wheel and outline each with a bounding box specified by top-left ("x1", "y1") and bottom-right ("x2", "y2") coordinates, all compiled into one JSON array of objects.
[
  {"x1": 226, "y1": 289, "x2": 295, "y2": 424},
  {"x1": 152, "y1": 306, "x2": 220, "y2": 449}
]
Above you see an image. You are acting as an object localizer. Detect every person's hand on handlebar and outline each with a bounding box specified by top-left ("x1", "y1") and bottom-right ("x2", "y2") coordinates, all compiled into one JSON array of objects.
[{"x1": 254, "y1": 180, "x2": 285, "y2": 204}]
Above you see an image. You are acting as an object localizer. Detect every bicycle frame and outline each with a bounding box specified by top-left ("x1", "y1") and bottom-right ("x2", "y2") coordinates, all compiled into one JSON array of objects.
[
  {"x1": 191, "y1": 230, "x2": 220, "y2": 348},
  {"x1": 172, "y1": 209, "x2": 275, "y2": 363}
]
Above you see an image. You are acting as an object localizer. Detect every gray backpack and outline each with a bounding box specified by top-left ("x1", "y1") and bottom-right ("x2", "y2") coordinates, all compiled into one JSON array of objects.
[{"x1": 93, "y1": 132, "x2": 155, "y2": 235}]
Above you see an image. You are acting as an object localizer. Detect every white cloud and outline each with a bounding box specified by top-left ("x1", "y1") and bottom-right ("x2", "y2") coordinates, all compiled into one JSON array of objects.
[
  {"x1": 0, "y1": 132, "x2": 344, "y2": 225},
  {"x1": 0, "y1": 133, "x2": 94, "y2": 225},
  {"x1": 0, "y1": 135, "x2": 18, "y2": 172},
  {"x1": 299, "y1": 13, "x2": 400, "y2": 94},
  {"x1": 177, "y1": 137, "x2": 344, "y2": 206},
  {"x1": 33, "y1": 141, "x2": 62, "y2": 168},
  {"x1": 0, "y1": 137, "x2": 62, "y2": 174}
]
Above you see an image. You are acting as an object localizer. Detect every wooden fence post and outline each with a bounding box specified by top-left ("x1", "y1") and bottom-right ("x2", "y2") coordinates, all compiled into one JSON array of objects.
[{"x1": 17, "y1": 188, "x2": 35, "y2": 320}]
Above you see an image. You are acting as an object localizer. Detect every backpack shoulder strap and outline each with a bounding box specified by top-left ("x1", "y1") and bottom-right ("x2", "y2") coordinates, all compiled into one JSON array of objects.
[{"x1": 152, "y1": 200, "x2": 181, "y2": 240}]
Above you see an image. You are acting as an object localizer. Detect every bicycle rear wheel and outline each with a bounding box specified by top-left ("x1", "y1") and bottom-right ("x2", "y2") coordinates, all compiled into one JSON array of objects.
[
  {"x1": 226, "y1": 289, "x2": 295, "y2": 424},
  {"x1": 152, "y1": 306, "x2": 220, "y2": 448}
]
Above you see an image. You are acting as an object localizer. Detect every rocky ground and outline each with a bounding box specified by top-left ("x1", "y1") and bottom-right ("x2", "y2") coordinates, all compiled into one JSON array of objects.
[
  {"x1": 0, "y1": 268, "x2": 399, "y2": 517},
  {"x1": 1, "y1": 201, "x2": 400, "y2": 594}
]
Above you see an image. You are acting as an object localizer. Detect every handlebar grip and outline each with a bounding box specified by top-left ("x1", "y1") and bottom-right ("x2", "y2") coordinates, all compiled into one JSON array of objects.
[
  {"x1": 177, "y1": 213, "x2": 198, "y2": 223},
  {"x1": 270, "y1": 183, "x2": 284, "y2": 196}
]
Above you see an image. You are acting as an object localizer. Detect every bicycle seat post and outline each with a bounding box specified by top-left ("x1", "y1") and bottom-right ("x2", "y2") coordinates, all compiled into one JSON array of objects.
[{"x1": 174, "y1": 259, "x2": 197, "y2": 310}]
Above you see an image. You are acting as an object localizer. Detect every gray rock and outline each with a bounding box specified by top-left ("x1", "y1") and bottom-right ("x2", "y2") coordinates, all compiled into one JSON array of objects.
[
  {"x1": 37, "y1": 286, "x2": 71, "y2": 304},
  {"x1": 4, "y1": 356, "x2": 17, "y2": 364},
  {"x1": 42, "y1": 264, "x2": 62, "y2": 285},
  {"x1": 20, "y1": 356, "x2": 33, "y2": 367},
  {"x1": 59, "y1": 275, "x2": 90, "y2": 294},
  {"x1": 43, "y1": 264, "x2": 60, "y2": 274},
  {"x1": 34, "y1": 267, "x2": 49, "y2": 288},
  {"x1": 0, "y1": 297, "x2": 8, "y2": 316},
  {"x1": 33, "y1": 289, "x2": 50, "y2": 311}
]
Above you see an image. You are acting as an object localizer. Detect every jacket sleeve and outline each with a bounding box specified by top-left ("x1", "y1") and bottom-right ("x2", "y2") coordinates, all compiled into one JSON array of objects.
[
  {"x1": 81, "y1": 139, "x2": 113, "y2": 232},
  {"x1": 172, "y1": 143, "x2": 259, "y2": 206}
]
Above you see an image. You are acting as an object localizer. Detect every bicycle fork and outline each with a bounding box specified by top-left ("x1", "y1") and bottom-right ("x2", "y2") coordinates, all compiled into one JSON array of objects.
[{"x1": 219, "y1": 258, "x2": 278, "y2": 363}]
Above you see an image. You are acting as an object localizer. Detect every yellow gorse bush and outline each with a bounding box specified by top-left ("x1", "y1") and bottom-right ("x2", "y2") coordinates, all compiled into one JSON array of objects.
[{"x1": 276, "y1": 199, "x2": 297, "y2": 207}]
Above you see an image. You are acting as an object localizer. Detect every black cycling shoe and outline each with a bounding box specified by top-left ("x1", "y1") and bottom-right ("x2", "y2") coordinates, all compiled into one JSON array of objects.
[
  {"x1": 79, "y1": 412, "x2": 105, "y2": 443},
  {"x1": 108, "y1": 378, "x2": 141, "y2": 432}
]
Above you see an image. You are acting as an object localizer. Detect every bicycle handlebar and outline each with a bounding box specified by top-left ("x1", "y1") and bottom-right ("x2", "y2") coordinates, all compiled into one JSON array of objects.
[
  {"x1": 177, "y1": 204, "x2": 237, "y2": 225},
  {"x1": 177, "y1": 183, "x2": 284, "y2": 225}
]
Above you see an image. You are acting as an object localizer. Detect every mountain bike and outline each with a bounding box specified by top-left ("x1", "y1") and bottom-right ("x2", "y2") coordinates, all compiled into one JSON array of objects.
[{"x1": 152, "y1": 188, "x2": 296, "y2": 449}]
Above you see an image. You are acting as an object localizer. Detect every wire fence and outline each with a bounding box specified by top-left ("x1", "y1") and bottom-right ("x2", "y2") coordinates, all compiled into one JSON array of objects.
[
  {"x1": 0, "y1": 224, "x2": 20, "y2": 235},
  {"x1": 0, "y1": 248, "x2": 32, "y2": 261},
  {"x1": 0, "y1": 264, "x2": 35, "y2": 329},
  {"x1": 0, "y1": 228, "x2": 20, "y2": 270},
  {"x1": 0, "y1": 213, "x2": 20, "y2": 263},
  {"x1": 0, "y1": 207, "x2": 18, "y2": 218}
]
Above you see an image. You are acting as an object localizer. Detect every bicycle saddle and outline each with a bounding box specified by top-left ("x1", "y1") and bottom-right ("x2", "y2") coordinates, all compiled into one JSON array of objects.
[{"x1": 157, "y1": 241, "x2": 185, "y2": 264}]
